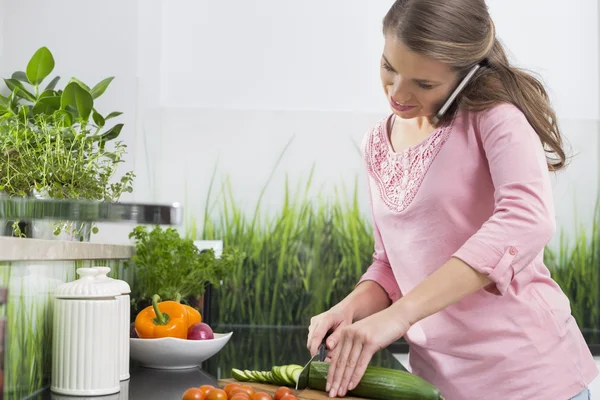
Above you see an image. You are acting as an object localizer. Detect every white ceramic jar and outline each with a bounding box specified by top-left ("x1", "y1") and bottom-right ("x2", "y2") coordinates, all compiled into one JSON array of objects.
[
  {"x1": 93, "y1": 266, "x2": 132, "y2": 381},
  {"x1": 51, "y1": 268, "x2": 121, "y2": 396}
]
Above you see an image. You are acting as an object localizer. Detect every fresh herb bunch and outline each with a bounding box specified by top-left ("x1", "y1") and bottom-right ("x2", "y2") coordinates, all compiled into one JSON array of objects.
[
  {"x1": 127, "y1": 225, "x2": 245, "y2": 305},
  {"x1": 0, "y1": 114, "x2": 134, "y2": 200}
]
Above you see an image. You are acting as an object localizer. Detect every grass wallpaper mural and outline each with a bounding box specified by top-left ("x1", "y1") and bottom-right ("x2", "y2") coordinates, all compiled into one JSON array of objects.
[
  {"x1": 201, "y1": 170, "x2": 373, "y2": 326},
  {"x1": 544, "y1": 205, "x2": 600, "y2": 343},
  {"x1": 195, "y1": 151, "x2": 600, "y2": 340}
]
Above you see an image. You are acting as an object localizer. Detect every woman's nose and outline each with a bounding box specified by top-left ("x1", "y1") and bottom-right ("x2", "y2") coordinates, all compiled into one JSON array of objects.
[{"x1": 389, "y1": 77, "x2": 411, "y2": 101}]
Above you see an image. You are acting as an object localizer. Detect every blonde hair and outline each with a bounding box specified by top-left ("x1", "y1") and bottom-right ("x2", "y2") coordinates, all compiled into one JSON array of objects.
[{"x1": 383, "y1": 0, "x2": 567, "y2": 171}]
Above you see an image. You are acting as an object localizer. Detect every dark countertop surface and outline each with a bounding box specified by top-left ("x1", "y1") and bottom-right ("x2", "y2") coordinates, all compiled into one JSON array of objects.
[{"x1": 28, "y1": 326, "x2": 406, "y2": 400}]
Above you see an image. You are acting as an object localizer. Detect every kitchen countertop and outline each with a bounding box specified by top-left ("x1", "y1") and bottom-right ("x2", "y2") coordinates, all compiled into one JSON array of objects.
[
  {"x1": 28, "y1": 326, "x2": 406, "y2": 400},
  {"x1": 0, "y1": 236, "x2": 134, "y2": 261}
]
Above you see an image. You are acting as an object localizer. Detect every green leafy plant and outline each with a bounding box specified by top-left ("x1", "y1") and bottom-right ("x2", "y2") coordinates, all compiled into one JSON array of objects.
[
  {"x1": 0, "y1": 46, "x2": 135, "y2": 239},
  {"x1": 0, "y1": 46, "x2": 123, "y2": 140},
  {"x1": 127, "y1": 225, "x2": 245, "y2": 313}
]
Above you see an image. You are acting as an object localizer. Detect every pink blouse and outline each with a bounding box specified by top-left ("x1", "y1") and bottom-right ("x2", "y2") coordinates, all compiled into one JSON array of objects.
[{"x1": 358, "y1": 103, "x2": 598, "y2": 400}]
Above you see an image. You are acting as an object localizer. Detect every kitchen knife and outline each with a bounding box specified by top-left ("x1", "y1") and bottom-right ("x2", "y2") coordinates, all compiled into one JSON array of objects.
[{"x1": 296, "y1": 331, "x2": 331, "y2": 390}]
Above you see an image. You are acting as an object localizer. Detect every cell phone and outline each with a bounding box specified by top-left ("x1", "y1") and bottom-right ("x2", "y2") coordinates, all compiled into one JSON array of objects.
[{"x1": 431, "y1": 63, "x2": 481, "y2": 125}]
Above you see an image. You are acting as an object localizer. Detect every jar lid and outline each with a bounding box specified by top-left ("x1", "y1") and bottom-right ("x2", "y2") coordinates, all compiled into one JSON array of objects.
[
  {"x1": 54, "y1": 268, "x2": 121, "y2": 299},
  {"x1": 93, "y1": 266, "x2": 131, "y2": 294}
]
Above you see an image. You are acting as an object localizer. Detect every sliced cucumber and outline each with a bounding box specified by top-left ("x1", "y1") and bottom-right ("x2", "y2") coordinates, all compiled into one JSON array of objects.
[
  {"x1": 232, "y1": 364, "x2": 305, "y2": 386},
  {"x1": 252, "y1": 371, "x2": 263, "y2": 381},
  {"x1": 231, "y1": 368, "x2": 250, "y2": 382},
  {"x1": 283, "y1": 368, "x2": 295, "y2": 385},
  {"x1": 284, "y1": 364, "x2": 301, "y2": 384},
  {"x1": 273, "y1": 366, "x2": 289, "y2": 385},
  {"x1": 258, "y1": 371, "x2": 269, "y2": 383},
  {"x1": 291, "y1": 367, "x2": 302, "y2": 384},
  {"x1": 244, "y1": 369, "x2": 256, "y2": 381}
]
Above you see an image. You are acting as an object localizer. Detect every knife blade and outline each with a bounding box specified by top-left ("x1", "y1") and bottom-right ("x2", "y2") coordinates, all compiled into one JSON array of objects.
[
  {"x1": 296, "y1": 331, "x2": 332, "y2": 390},
  {"x1": 295, "y1": 351, "x2": 320, "y2": 390}
]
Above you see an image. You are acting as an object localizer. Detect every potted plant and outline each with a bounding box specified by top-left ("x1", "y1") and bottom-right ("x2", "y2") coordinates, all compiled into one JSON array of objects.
[
  {"x1": 0, "y1": 46, "x2": 135, "y2": 241},
  {"x1": 126, "y1": 225, "x2": 245, "y2": 321}
]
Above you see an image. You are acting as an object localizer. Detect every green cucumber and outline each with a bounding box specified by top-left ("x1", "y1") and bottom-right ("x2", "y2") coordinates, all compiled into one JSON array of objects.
[
  {"x1": 232, "y1": 364, "x2": 307, "y2": 387},
  {"x1": 284, "y1": 364, "x2": 301, "y2": 382},
  {"x1": 259, "y1": 371, "x2": 270, "y2": 383},
  {"x1": 272, "y1": 366, "x2": 286, "y2": 385},
  {"x1": 244, "y1": 369, "x2": 257, "y2": 381},
  {"x1": 231, "y1": 368, "x2": 250, "y2": 382},
  {"x1": 291, "y1": 367, "x2": 302, "y2": 385},
  {"x1": 280, "y1": 366, "x2": 295, "y2": 385},
  {"x1": 308, "y1": 361, "x2": 444, "y2": 400}
]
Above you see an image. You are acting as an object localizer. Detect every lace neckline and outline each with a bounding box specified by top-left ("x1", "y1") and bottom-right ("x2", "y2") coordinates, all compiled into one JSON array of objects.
[
  {"x1": 365, "y1": 115, "x2": 454, "y2": 213},
  {"x1": 383, "y1": 114, "x2": 443, "y2": 157}
]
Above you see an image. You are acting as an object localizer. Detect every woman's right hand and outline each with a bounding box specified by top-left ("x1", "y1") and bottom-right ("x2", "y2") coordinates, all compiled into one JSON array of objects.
[{"x1": 307, "y1": 305, "x2": 354, "y2": 357}]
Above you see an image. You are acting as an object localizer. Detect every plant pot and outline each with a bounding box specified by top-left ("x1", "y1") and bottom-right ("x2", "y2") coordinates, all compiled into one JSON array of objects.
[
  {"x1": 35, "y1": 190, "x2": 94, "y2": 242},
  {"x1": 0, "y1": 191, "x2": 93, "y2": 241},
  {"x1": 32, "y1": 219, "x2": 93, "y2": 242},
  {"x1": 0, "y1": 192, "x2": 31, "y2": 238}
]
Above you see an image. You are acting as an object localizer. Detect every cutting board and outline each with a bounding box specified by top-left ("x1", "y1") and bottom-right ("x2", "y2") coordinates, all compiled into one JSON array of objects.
[{"x1": 219, "y1": 379, "x2": 369, "y2": 400}]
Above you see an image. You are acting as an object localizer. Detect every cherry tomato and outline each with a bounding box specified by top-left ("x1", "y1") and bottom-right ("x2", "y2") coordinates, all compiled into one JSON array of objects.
[
  {"x1": 205, "y1": 388, "x2": 228, "y2": 400},
  {"x1": 198, "y1": 385, "x2": 214, "y2": 396},
  {"x1": 182, "y1": 388, "x2": 205, "y2": 400},
  {"x1": 230, "y1": 394, "x2": 251, "y2": 400},
  {"x1": 223, "y1": 383, "x2": 241, "y2": 396},
  {"x1": 230, "y1": 386, "x2": 255, "y2": 397},
  {"x1": 274, "y1": 387, "x2": 292, "y2": 400},
  {"x1": 251, "y1": 392, "x2": 273, "y2": 400},
  {"x1": 230, "y1": 393, "x2": 251, "y2": 400},
  {"x1": 280, "y1": 395, "x2": 298, "y2": 400}
]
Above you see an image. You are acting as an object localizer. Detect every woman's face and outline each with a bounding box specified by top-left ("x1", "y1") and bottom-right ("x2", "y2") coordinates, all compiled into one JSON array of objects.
[{"x1": 380, "y1": 35, "x2": 460, "y2": 121}]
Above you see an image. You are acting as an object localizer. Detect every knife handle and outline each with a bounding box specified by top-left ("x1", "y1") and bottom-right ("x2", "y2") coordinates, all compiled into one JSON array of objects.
[{"x1": 319, "y1": 329, "x2": 333, "y2": 361}]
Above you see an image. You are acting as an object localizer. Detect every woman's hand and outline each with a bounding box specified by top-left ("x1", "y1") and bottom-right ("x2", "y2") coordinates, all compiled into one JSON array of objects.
[
  {"x1": 326, "y1": 308, "x2": 410, "y2": 398},
  {"x1": 307, "y1": 305, "x2": 354, "y2": 357}
]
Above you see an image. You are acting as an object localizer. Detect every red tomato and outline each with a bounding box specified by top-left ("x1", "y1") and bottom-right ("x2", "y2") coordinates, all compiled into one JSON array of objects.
[
  {"x1": 198, "y1": 385, "x2": 214, "y2": 396},
  {"x1": 251, "y1": 392, "x2": 273, "y2": 400},
  {"x1": 230, "y1": 386, "x2": 255, "y2": 397},
  {"x1": 280, "y1": 395, "x2": 298, "y2": 400},
  {"x1": 182, "y1": 388, "x2": 206, "y2": 400},
  {"x1": 205, "y1": 388, "x2": 227, "y2": 400},
  {"x1": 274, "y1": 387, "x2": 293, "y2": 400},
  {"x1": 229, "y1": 392, "x2": 252, "y2": 400},
  {"x1": 230, "y1": 394, "x2": 251, "y2": 400},
  {"x1": 223, "y1": 383, "x2": 241, "y2": 396}
]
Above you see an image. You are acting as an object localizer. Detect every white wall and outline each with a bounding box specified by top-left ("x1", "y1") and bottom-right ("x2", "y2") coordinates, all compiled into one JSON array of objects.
[
  {"x1": 487, "y1": 0, "x2": 599, "y2": 120},
  {"x1": 159, "y1": 0, "x2": 600, "y2": 119},
  {"x1": 0, "y1": 0, "x2": 597, "y2": 248}
]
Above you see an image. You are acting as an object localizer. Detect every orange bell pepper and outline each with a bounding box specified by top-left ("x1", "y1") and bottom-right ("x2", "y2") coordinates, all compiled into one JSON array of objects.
[
  {"x1": 135, "y1": 294, "x2": 189, "y2": 339},
  {"x1": 173, "y1": 293, "x2": 202, "y2": 327},
  {"x1": 185, "y1": 305, "x2": 202, "y2": 326}
]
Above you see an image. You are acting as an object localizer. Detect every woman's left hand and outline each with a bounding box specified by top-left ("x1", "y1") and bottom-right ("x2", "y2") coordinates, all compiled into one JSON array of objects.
[{"x1": 325, "y1": 307, "x2": 410, "y2": 398}]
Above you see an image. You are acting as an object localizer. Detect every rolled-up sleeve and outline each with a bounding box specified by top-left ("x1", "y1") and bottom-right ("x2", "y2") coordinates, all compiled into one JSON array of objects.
[{"x1": 452, "y1": 104, "x2": 556, "y2": 295}]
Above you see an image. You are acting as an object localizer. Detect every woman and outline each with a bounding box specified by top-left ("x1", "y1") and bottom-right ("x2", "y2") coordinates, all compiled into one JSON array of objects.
[{"x1": 306, "y1": 1, "x2": 598, "y2": 399}]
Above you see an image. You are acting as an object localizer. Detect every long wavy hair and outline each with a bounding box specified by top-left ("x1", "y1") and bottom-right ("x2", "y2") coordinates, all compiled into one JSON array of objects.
[{"x1": 383, "y1": 0, "x2": 567, "y2": 171}]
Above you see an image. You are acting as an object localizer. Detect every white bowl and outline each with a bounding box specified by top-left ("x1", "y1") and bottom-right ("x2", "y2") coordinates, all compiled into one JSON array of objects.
[{"x1": 130, "y1": 332, "x2": 233, "y2": 370}]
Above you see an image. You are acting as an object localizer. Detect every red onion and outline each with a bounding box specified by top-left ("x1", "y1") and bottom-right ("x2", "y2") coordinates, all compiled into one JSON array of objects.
[{"x1": 187, "y1": 322, "x2": 214, "y2": 340}]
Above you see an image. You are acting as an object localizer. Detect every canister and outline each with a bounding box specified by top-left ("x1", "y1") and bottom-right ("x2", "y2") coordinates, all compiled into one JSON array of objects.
[
  {"x1": 93, "y1": 266, "x2": 132, "y2": 381},
  {"x1": 51, "y1": 268, "x2": 120, "y2": 396}
]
